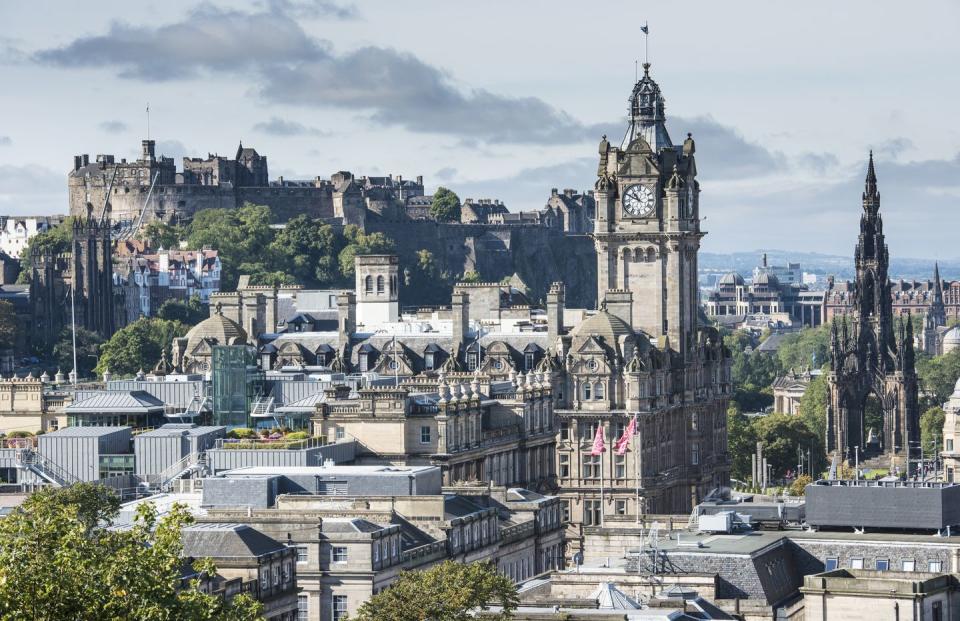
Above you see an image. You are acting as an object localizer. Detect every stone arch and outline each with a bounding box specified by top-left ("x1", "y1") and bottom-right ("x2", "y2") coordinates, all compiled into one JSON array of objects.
[{"x1": 646, "y1": 247, "x2": 656, "y2": 262}]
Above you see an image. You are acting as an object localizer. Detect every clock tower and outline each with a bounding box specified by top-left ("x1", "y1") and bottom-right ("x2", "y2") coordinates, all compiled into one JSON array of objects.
[{"x1": 593, "y1": 63, "x2": 702, "y2": 360}]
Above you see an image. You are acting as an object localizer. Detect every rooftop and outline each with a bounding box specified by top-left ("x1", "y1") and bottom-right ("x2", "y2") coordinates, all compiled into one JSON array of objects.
[{"x1": 219, "y1": 464, "x2": 439, "y2": 477}]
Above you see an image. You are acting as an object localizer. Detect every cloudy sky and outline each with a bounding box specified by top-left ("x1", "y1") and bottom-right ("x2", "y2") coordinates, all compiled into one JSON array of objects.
[{"x1": 1, "y1": 1, "x2": 958, "y2": 257}]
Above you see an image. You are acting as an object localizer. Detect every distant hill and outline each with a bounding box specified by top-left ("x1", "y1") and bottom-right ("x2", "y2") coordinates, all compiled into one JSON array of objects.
[{"x1": 699, "y1": 250, "x2": 960, "y2": 282}]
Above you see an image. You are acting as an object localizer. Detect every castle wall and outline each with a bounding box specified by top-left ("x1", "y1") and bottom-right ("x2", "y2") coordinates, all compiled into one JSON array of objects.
[{"x1": 365, "y1": 220, "x2": 597, "y2": 308}]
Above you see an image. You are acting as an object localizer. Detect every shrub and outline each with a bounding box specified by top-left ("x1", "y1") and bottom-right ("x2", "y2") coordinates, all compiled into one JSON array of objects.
[
  {"x1": 285, "y1": 431, "x2": 310, "y2": 440},
  {"x1": 226, "y1": 428, "x2": 256, "y2": 439}
]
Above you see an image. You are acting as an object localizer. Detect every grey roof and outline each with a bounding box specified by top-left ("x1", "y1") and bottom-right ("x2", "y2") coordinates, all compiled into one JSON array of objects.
[
  {"x1": 136, "y1": 423, "x2": 225, "y2": 438},
  {"x1": 42, "y1": 425, "x2": 131, "y2": 437},
  {"x1": 274, "y1": 392, "x2": 326, "y2": 413},
  {"x1": 322, "y1": 518, "x2": 386, "y2": 534},
  {"x1": 181, "y1": 523, "x2": 285, "y2": 559},
  {"x1": 444, "y1": 495, "x2": 485, "y2": 519},
  {"x1": 590, "y1": 582, "x2": 641, "y2": 610},
  {"x1": 756, "y1": 331, "x2": 791, "y2": 353},
  {"x1": 65, "y1": 390, "x2": 166, "y2": 413}
]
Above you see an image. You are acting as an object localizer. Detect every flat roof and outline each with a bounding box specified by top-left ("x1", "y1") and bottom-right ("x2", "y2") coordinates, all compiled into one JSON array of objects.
[
  {"x1": 220, "y1": 465, "x2": 439, "y2": 477},
  {"x1": 41, "y1": 426, "x2": 131, "y2": 437}
]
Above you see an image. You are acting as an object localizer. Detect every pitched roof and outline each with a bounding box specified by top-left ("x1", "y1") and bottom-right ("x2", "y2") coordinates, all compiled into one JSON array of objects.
[
  {"x1": 65, "y1": 390, "x2": 165, "y2": 413},
  {"x1": 181, "y1": 523, "x2": 285, "y2": 559}
]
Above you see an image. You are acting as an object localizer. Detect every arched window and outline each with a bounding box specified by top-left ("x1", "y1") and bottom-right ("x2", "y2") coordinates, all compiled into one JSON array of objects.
[
  {"x1": 583, "y1": 383, "x2": 591, "y2": 400},
  {"x1": 594, "y1": 382, "x2": 604, "y2": 399},
  {"x1": 646, "y1": 247, "x2": 656, "y2": 262},
  {"x1": 365, "y1": 275, "x2": 373, "y2": 293},
  {"x1": 376, "y1": 275, "x2": 385, "y2": 294}
]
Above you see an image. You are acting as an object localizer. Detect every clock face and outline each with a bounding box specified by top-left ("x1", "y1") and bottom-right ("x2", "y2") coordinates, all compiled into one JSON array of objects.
[{"x1": 622, "y1": 184, "x2": 655, "y2": 217}]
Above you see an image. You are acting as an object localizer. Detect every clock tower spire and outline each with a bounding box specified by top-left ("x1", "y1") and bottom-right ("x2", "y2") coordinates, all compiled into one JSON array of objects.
[{"x1": 593, "y1": 64, "x2": 702, "y2": 361}]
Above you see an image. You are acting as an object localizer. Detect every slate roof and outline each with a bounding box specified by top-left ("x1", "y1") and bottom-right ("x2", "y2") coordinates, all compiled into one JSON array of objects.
[
  {"x1": 181, "y1": 523, "x2": 285, "y2": 559},
  {"x1": 65, "y1": 390, "x2": 165, "y2": 413}
]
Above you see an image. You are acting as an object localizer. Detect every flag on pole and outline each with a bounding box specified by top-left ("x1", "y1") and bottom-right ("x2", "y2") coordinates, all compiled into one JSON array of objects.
[
  {"x1": 640, "y1": 23, "x2": 649, "y2": 34},
  {"x1": 614, "y1": 414, "x2": 637, "y2": 455},
  {"x1": 591, "y1": 424, "x2": 606, "y2": 456}
]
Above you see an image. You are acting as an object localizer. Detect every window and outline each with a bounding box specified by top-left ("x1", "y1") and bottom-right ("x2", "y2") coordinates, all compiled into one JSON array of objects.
[
  {"x1": 691, "y1": 442, "x2": 700, "y2": 466},
  {"x1": 614, "y1": 421, "x2": 625, "y2": 440},
  {"x1": 614, "y1": 454, "x2": 626, "y2": 479},
  {"x1": 332, "y1": 546, "x2": 348, "y2": 564},
  {"x1": 392, "y1": 537, "x2": 398, "y2": 558},
  {"x1": 582, "y1": 454, "x2": 600, "y2": 479},
  {"x1": 373, "y1": 541, "x2": 380, "y2": 563},
  {"x1": 290, "y1": 545, "x2": 307, "y2": 564},
  {"x1": 559, "y1": 453, "x2": 570, "y2": 478},
  {"x1": 876, "y1": 559, "x2": 889, "y2": 571},
  {"x1": 376, "y1": 275, "x2": 384, "y2": 293},
  {"x1": 584, "y1": 500, "x2": 601, "y2": 526},
  {"x1": 560, "y1": 421, "x2": 569, "y2": 441},
  {"x1": 468, "y1": 353, "x2": 478, "y2": 372},
  {"x1": 824, "y1": 558, "x2": 838, "y2": 571},
  {"x1": 901, "y1": 560, "x2": 915, "y2": 572},
  {"x1": 332, "y1": 595, "x2": 348, "y2": 621},
  {"x1": 594, "y1": 382, "x2": 604, "y2": 399},
  {"x1": 260, "y1": 569, "x2": 269, "y2": 590},
  {"x1": 525, "y1": 353, "x2": 534, "y2": 370},
  {"x1": 425, "y1": 352, "x2": 435, "y2": 370},
  {"x1": 364, "y1": 275, "x2": 373, "y2": 293},
  {"x1": 948, "y1": 439, "x2": 954, "y2": 452},
  {"x1": 335, "y1": 426, "x2": 345, "y2": 441},
  {"x1": 273, "y1": 565, "x2": 281, "y2": 585},
  {"x1": 850, "y1": 558, "x2": 864, "y2": 569},
  {"x1": 452, "y1": 529, "x2": 460, "y2": 549},
  {"x1": 583, "y1": 383, "x2": 591, "y2": 400},
  {"x1": 561, "y1": 500, "x2": 570, "y2": 523},
  {"x1": 297, "y1": 594, "x2": 309, "y2": 621},
  {"x1": 929, "y1": 560, "x2": 943, "y2": 572},
  {"x1": 615, "y1": 500, "x2": 627, "y2": 515},
  {"x1": 420, "y1": 426, "x2": 431, "y2": 444}
]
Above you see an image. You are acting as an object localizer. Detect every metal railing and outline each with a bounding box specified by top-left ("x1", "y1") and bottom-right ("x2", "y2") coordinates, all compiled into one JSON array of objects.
[
  {"x1": 15, "y1": 449, "x2": 81, "y2": 487},
  {"x1": 145, "y1": 451, "x2": 208, "y2": 491}
]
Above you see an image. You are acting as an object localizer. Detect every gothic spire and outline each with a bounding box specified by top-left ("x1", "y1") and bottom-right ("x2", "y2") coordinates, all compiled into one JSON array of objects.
[
  {"x1": 863, "y1": 150, "x2": 880, "y2": 212},
  {"x1": 934, "y1": 262, "x2": 944, "y2": 302}
]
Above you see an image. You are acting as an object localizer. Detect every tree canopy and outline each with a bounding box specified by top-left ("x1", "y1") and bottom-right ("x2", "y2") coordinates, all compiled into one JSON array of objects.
[
  {"x1": 723, "y1": 329, "x2": 781, "y2": 412},
  {"x1": 916, "y1": 349, "x2": 960, "y2": 410},
  {"x1": 96, "y1": 318, "x2": 188, "y2": 377},
  {"x1": 351, "y1": 560, "x2": 518, "y2": 621},
  {"x1": 920, "y1": 406, "x2": 946, "y2": 456},
  {"x1": 17, "y1": 217, "x2": 74, "y2": 283},
  {"x1": 777, "y1": 324, "x2": 830, "y2": 371},
  {"x1": 0, "y1": 300, "x2": 17, "y2": 350},
  {"x1": 0, "y1": 483, "x2": 262, "y2": 620},
  {"x1": 52, "y1": 327, "x2": 103, "y2": 379},
  {"x1": 430, "y1": 187, "x2": 462, "y2": 223},
  {"x1": 156, "y1": 296, "x2": 207, "y2": 326}
]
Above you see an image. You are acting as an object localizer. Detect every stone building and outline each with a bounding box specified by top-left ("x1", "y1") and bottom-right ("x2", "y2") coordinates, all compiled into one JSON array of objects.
[
  {"x1": 545, "y1": 187, "x2": 595, "y2": 234},
  {"x1": 0, "y1": 215, "x2": 66, "y2": 259},
  {"x1": 772, "y1": 369, "x2": 821, "y2": 416},
  {"x1": 29, "y1": 210, "x2": 125, "y2": 352},
  {"x1": 827, "y1": 154, "x2": 919, "y2": 467},
  {"x1": 824, "y1": 261, "x2": 960, "y2": 325},
  {"x1": 704, "y1": 270, "x2": 825, "y2": 328},
  {"x1": 198, "y1": 468, "x2": 564, "y2": 621},
  {"x1": 0, "y1": 373, "x2": 70, "y2": 433},
  {"x1": 940, "y1": 377, "x2": 960, "y2": 482},
  {"x1": 116, "y1": 244, "x2": 221, "y2": 322}
]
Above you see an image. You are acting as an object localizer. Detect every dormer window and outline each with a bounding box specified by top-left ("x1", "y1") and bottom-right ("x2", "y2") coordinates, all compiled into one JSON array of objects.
[
  {"x1": 424, "y1": 352, "x2": 435, "y2": 370},
  {"x1": 524, "y1": 353, "x2": 534, "y2": 370}
]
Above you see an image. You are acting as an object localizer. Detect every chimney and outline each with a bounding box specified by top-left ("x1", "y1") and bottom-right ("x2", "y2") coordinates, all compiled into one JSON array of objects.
[
  {"x1": 603, "y1": 290, "x2": 633, "y2": 327},
  {"x1": 551, "y1": 188, "x2": 559, "y2": 196},
  {"x1": 337, "y1": 291, "x2": 356, "y2": 343},
  {"x1": 81, "y1": 154, "x2": 90, "y2": 167},
  {"x1": 416, "y1": 175, "x2": 423, "y2": 185},
  {"x1": 73, "y1": 156, "x2": 82, "y2": 171},
  {"x1": 451, "y1": 291, "x2": 470, "y2": 363},
  {"x1": 547, "y1": 282, "x2": 565, "y2": 346}
]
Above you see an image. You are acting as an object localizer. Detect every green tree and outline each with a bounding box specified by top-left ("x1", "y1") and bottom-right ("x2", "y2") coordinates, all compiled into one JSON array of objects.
[
  {"x1": 337, "y1": 226, "x2": 396, "y2": 278},
  {"x1": 52, "y1": 327, "x2": 104, "y2": 379},
  {"x1": 268, "y1": 216, "x2": 346, "y2": 286},
  {"x1": 789, "y1": 474, "x2": 813, "y2": 496},
  {"x1": 96, "y1": 318, "x2": 188, "y2": 377},
  {"x1": 916, "y1": 349, "x2": 960, "y2": 410},
  {"x1": 460, "y1": 270, "x2": 484, "y2": 284},
  {"x1": 727, "y1": 404, "x2": 755, "y2": 482},
  {"x1": 351, "y1": 560, "x2": 517, "y2": 621},
  {"x1": 430, "y1": 187, "x2": 462, "y2": 223},
  {"x1": 777, "y1": 324, "x2": 830, "y2": 371},
  {"x1": 401, "y1": 249, "x2": 454, "y2": 305},
  {"x1": 187, "y1": 204, "x2": 274, "y2": 290},
  {"x1": 17, "y1": 217, "x2": 74, "y2": 284},
  {"x1": 751, "y1": 413, "x2": 823, "y2": 479},
  {"x1": 156, "y1": 296, "x2": 207, "y2": 326},
  {"x1": 139, "y1": 220, "x2": 186, "y2": 250},
  {"x1": 798, "y1": 371, "x2": 829, "y2": 441},
  {"x1": 724, "y1": 329, "x2": 781, "y2": 411},
  {"x1": 0, "y1": 483, "x2": 262, "y2": 620},
  {"x1": 0, "y1": 300, "x2": 17, "y2": 350},
  {"x1": 920, "y1": 406, "x2": 946, "y2": 456}
]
